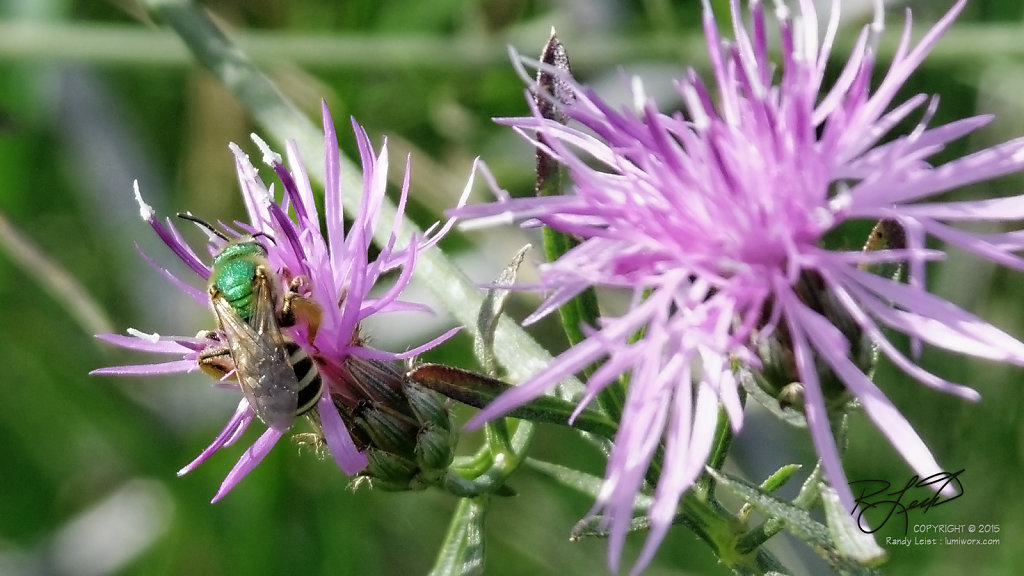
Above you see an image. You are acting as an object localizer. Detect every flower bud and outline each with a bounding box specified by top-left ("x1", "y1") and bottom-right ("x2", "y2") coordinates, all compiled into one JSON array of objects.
[
  {"x1": 415, "y1": 421, "x2": 456, "y2": 473},
  {"x1": 360, "y1": 447, "x2": 423, "y2": 492},
  {"x1": 333, "y1": 356, "x2": 456, "y2": 491},
  {"x1": 756, "y1": 271, "x2": 875, "y2": 413},
  {"x1": 404, "y1": 378, "x2": 453, "y2": 432}
]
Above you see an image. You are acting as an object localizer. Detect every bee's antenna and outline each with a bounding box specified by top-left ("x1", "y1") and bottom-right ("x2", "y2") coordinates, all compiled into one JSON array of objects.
[
  {"x1": 251, "y1": 230, "x2": 277, "y2": 245},
  {"x1": 177, "y1": 212, "x2": 230, "y2": 242}
]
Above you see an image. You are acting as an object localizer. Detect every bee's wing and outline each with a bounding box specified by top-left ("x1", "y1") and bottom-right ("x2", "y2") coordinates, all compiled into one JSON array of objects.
[
  {"x1": 248, "y1": 268, "x2": 281, "y2": 341},
  {"x1": 212, "y1": 273, "x2": 300, "y2": 431}
]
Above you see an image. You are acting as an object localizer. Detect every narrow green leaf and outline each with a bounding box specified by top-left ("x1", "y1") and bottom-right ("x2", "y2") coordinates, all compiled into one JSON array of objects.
[
  {"x1": 434, "y1": 243, "x2": 545, "y2": 497},
  {"x1": 570, "y1": 515, "x2": 650, "y2": 541},
  {"x1": 793, "y1": 462, "x2": 824, "y2": 509},
  {"x1": 526, "y1": 458, "x2": 658, "y2": 541},
  {"x1": 821, "y1": 486, "x2": 887, "y2": 568},
  {"x1": 6, "y1": 21, "x2": 1024, "y2": 72},
  {"x1": 428, "y1": 497, "x2": 489, "y2": 576},
  {"x1": 739, "y1": 462, "x2": 825, "y2": 553},
  {"x1": 476, "y1": 244, "x2": 531, "y2": 376},
  {"x1": 526, "y1": 459, "x2": 649, "y2": 507},
  {"x1": 760, "y1": 464, "x2": 803, "y2": 494},
  {"x1": 408, "y1": 364, "x2": 617, "y2": 439},
  {"x1": 473, "y1": 245, "x2": 533, "y2": 456},
  {"x1": 737, "y1": 464, "x2": 802, "y2": 526}
]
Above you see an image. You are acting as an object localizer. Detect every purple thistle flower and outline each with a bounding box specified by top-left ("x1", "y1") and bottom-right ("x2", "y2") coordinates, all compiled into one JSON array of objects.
[
  {"x1": 455, "y1": 0, "x2": 1024, "y2": 572},
  {"x1": 94, "y1": 102, "x2": 461, "y2": 502}
]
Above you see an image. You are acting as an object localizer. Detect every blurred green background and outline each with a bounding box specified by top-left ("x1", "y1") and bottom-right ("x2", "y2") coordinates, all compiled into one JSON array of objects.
[{"x1": 2, "y1": 0, "x2": 1024, "y2": 574}]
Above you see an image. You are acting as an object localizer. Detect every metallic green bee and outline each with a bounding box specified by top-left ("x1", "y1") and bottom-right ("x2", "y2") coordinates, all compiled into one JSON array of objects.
[{"x1": 180, "y1": 213, "x2": 323, "y2": 432}]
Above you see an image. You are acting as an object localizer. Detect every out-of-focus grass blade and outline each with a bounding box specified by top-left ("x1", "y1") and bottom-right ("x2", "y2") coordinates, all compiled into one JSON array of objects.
[{"x1": 0, "y1": 210, "x2": 113, "y2": 336}]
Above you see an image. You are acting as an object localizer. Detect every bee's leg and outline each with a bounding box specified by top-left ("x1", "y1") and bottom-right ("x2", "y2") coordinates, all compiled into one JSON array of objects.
[
  {"x1": 293, "y1": 411, "x2": 328, "y2": 457},
  {"x1": 280, "y1": 275, "x2": 323, "y2": 344}
]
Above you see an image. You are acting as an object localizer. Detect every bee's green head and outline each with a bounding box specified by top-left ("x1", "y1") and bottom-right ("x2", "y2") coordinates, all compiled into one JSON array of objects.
[
  {"x1": 177, "y1": 213, "x2": 274, "y2": 321},
  {"x1": 177, "y1": 212, "x2": 270, "y2": 276},
  {"x1": 209, "y1": 239, "x2": 271, "y2": 320},
  {"x1": 212, "y1": 239, "x2": 268, "y2": 268}
]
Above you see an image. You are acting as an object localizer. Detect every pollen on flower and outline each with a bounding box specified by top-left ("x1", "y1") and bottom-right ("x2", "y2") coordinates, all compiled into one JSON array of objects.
[
  {"x1": 133, "y1": 180, "x2": 154, "y2": 222},
  {"x1": 127, "y1": 328, "x2": 161, "y2": 343},
  {"x1": 227, "y1": 142, "x2": 247, "y2": 161},
  {"x1": 828, "y1": 186, "x2": 853, "y2": 214},
  {"x1": 251, "y1": 133, "x2": 282, "y2": 167}
]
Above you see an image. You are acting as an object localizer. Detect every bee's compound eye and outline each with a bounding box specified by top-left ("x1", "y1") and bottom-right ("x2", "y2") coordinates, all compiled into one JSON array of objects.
[{"x1": 196, "y1": 330, "x2": 222, "y2": 342}]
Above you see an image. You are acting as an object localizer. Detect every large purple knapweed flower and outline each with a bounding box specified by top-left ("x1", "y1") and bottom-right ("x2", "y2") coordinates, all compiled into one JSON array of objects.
[
  {"x1": 455, "y1": 0, "x2": 1024, "y2": 571},
  {"x1": 94, "y1": 102, "x2": 461, "y2": 501}
]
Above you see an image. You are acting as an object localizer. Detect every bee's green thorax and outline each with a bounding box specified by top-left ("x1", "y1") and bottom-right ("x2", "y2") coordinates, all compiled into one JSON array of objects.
[{"x1": 211, "y1": 240, "x2": 268, "y2": 321}]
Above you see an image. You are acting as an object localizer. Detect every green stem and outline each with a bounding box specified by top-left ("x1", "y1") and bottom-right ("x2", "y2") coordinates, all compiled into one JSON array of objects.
[
  {"x1": 645, "y1": 406, "x2": 785, "y2": 573},
  {"x1": 700, "y1": 403, "x2": 737, "y2": 500},
  {"x1": 534, "y1": 33, "x2": 626, "y2": 422},
  {"x1": 675, "y1": 494, "x2": 775, "y2": 575},
  {"x1": 645, "y1": 449, "x2": 782, "y2": 574},
  {"x1": 445, "y1": 420, "x2": 533, "y2": 497}
]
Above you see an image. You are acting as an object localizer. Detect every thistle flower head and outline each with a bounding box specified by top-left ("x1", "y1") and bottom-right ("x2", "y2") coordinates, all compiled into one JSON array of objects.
[
  {"x1": 455, "y1": 0, "x2": 1024, "y2": 571},
  {"x1": 94, "y1": 102, "x2": 460, "y2": 501}
]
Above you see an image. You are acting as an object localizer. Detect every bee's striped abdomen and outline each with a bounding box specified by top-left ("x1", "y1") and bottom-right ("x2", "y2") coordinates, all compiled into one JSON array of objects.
[{"x1": 286, "y1": 340, "x2": 323, "y2": 416}]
